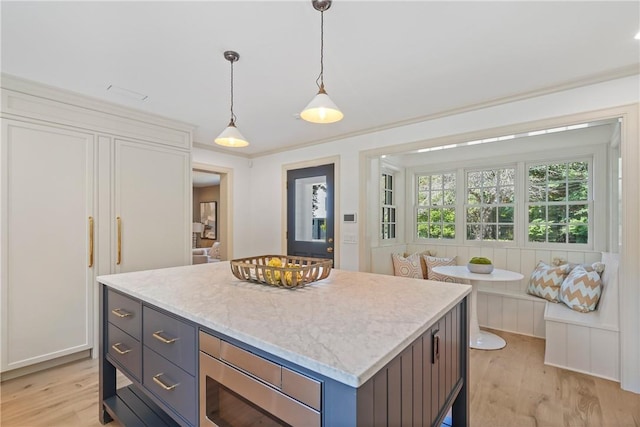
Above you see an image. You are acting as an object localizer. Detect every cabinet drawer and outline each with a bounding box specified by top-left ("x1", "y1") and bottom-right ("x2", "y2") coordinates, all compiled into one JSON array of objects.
[
  {"x1": 143, "y1": 347, "x2": 196, "y2": 426},
  {"x1": 107, "y1": 290, "x2": 141, "y2": 339},
  {"x1": 282, "y1": 367, "x2": 321, "y2": 411},
  {"x1": 143, "y1": 306, "x2": 196, "y2": 376},
  {"x1": 220, "y1": 340, "x2": 281, "y2": 388},
  {"x1": 107, "y1": 323, "x2": 141, "y2": 381}
]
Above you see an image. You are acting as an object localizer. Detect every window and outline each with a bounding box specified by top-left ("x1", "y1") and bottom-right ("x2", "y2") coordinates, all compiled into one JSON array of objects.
[
  {"x1": 466, "y1": 168, "x2": 515, "y2": 241},
  {"x1": 381, "y1": 172, "x2": 396, "y2": 239},
  {"x1": 416, "y1": 172, "x2": 456, "y2": 239},
  {"x1": 527, "y1": 161, "x2": 590, "y2": 244}
]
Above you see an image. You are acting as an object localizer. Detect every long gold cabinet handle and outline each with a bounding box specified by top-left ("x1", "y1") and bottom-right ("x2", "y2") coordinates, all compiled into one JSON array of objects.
[
  {"x1": 88, "y1": 216, "x2": 94, "y2": 268},
  {"x1": 111, "y1": 343, "x2": 131, "y2": 355},
  {"x1": 116, "y1": 216, "x2": 122, "y2": 265},
  {"x1": 111, "y1": 308, "x2": 131, "y2": 318},
  {"x1": 152, "y1": 330, "x2": 178, "y2": 344},
  {"x1": 152, "y1": 373, "x2": 179, "y2": 391}
]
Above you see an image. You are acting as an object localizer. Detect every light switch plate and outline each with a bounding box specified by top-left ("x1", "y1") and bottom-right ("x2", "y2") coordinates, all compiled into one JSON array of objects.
[{"x1": 343, "y1": 233, "x2": 357, "y2": 244}]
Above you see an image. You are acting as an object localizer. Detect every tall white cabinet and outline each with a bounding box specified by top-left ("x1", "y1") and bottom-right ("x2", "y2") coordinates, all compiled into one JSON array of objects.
[
  {"x1": 1, "y1": 76, "x2": 192, "y2": 374},
  {"x1": 113, "y1": 139, "x2": 190, "y2": 273}
]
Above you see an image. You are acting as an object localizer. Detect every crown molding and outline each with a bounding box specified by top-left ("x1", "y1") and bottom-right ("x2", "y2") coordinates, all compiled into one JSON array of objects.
[{"x1": 192, "y1": 141, "x2": 252, "y2": 158}]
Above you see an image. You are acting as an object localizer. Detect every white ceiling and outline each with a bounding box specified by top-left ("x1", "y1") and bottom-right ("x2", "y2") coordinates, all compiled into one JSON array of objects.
[{"x1": 2, "y1": 1, "x2": 638, "y2": 157}]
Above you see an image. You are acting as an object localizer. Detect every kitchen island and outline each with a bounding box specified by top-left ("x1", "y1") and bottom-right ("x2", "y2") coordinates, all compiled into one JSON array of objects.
[{"x1": 98, "y1": 261, "x2": 471, "y2": 427}]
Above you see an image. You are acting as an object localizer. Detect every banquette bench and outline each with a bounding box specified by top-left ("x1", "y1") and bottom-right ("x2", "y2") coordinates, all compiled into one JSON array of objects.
[{"x1": 370, "y1": 244, "x2": 620, "y2": 381}]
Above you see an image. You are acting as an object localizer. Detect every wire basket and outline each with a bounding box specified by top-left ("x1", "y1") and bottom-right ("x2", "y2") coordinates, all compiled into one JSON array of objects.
[{"x1": 230, "y1": 255, "x2": 332, "y2": 289}]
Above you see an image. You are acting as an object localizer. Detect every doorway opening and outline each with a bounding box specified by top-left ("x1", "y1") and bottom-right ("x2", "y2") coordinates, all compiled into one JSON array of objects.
[{"x1": 192, "y1": 163, "x2": 233, "y2": 261}]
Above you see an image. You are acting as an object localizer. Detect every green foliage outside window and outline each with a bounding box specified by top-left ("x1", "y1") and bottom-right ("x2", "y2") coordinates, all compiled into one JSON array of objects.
[
  {"x1": 528, "y1": 161, "x2": 589, "y2": 244},
  {"x1": 416, "y1": 173, "x2": 456, "y2": 239},
  {"x1": 466, "y1": 168, "x2": 515, "y2": 241}
]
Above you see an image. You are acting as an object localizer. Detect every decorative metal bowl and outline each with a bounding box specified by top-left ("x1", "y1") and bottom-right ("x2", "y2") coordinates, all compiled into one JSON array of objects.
[
  {"x1": 467, "y1": 263, "x2": 494, "y2": 274},
  {"x1": 230, "y1": 255, "x2": 332, "y2": 289}
]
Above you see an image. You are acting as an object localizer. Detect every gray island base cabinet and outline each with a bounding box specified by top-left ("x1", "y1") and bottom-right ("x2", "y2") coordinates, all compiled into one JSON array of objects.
[{"x1": 98, "y1": 263, "x2": 470, "y2": 427}]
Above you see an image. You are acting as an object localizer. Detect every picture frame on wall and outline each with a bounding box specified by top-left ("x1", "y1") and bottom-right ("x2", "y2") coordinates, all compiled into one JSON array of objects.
[{"x1": 200, "y1": 201, "x2": 217, "y2": 240}]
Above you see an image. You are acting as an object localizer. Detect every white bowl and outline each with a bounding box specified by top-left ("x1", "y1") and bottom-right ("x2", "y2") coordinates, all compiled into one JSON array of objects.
[{"x1": 467, "y1": 263, "x2": 494, "y2": 274}]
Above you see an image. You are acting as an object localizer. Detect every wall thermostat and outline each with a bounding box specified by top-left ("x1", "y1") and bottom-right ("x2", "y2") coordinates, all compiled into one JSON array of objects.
[{"x1": 343, "y1": 213, "x2": 357, "y2": 223}]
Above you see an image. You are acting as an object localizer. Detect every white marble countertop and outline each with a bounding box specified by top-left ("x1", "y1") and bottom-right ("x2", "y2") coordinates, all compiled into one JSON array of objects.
[{"x1": 98, "y1": 262, "x2": 470, "y2": 387}]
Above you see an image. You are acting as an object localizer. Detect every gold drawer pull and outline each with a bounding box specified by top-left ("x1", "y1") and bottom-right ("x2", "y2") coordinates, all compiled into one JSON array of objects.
[
  {"x1": 111, "y1": 308, "x2": 131, "y2": 318},
  {"x1": 152, "y1": 373, "x2": 179, "y2": 391},
  {"x1": 152, "y1": 330, "x2": 178, "y2": 344},
  {"x1": 111, "y1": 343, "x2": 131, "y2": 355}
]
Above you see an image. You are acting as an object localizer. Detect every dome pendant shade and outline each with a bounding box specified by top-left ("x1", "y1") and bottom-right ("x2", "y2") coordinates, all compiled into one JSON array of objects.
[
  {"x1": 214, "y1": 120, "x2": 249, "y2": 147},
  {"x1": 300, "y1": 87, "x2": 343, "y2": 124}
]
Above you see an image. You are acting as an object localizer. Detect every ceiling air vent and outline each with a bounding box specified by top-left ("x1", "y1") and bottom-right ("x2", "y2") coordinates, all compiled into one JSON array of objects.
[{"x1": 106, "y1": 84, "x2": 148, "y2": 101}]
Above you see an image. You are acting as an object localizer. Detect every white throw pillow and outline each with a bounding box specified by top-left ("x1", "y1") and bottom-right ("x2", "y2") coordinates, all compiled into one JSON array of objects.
[{"x1": 208, "y1": 242, "x2": 221, "y2": 259}]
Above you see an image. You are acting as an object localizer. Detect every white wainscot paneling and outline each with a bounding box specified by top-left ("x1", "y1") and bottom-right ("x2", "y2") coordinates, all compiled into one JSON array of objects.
[
  {"x1": 591, "y1": 328, "x2": 619, "y2": 380},
  {"x1": 486, "y1": 295, "x2": 503, "y2": 330},
  {"x1": 545, "y1": 320, "x2": 620, "y2": 382},
  {"x1": 477, "y1": 293, "x2": 488, "y2": 327},
  {"x1": 566, "y1": 325, "x2": 591, "y2": 373},
  {"x1": 502, "y1": 298, "x2": 519, "y2": 332},
  {"x1": 533, "y1": 301, "x2": 546, "y2": 338},
  {"x1": 516, "y1": 300, "x2": 534, "y2": 336}
]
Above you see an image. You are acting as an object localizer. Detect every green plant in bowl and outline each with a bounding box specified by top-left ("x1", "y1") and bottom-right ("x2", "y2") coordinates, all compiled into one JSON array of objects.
[
  {"x1": 469, "y1": 257, "x2": 492, "y2": 265},
  {"x1": 468, "y1": 257, "x2": 494, "y2": 273}
]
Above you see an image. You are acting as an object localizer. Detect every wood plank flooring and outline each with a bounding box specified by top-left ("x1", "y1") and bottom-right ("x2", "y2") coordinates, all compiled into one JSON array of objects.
[{"x1": 1, "y1": 329, "x2": 639, "y2": 427}]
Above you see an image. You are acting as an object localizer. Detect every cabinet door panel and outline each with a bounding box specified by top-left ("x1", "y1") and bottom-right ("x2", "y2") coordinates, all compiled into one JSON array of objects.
[
  {"x1": 1, "y1": 120, "x2": 95, "y2": 370},
  {"x1": 114, "y1": 140, "x2": 189, "y2": 272}
]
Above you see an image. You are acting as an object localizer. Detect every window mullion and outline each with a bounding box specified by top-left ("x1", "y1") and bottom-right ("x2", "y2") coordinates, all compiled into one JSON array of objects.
[{"x1": 516, "y1": 161, "x2": 526, "y2": 247}]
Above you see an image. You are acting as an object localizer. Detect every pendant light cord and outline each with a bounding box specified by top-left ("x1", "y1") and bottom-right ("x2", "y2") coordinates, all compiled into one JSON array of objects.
[
  {"x1": 316, "y1": 9, "x2": 324, "y2": 90},
  {"x1": 230, "y1": 58, "x2": 236, "y2": 124}
]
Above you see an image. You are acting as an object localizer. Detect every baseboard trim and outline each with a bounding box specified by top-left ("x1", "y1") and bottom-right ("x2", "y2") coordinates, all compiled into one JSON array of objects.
[{"x1": 0, "y1": 350, "x2": 91, "y2": 382}]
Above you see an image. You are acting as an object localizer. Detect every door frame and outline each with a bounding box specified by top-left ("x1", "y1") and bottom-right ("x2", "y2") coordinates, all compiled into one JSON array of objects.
[
  {"x1": 192, "y1": 162, "x2": 234, "y2": 260},
  {"x1": 282, "y1": 156, "x2": 341, "y2": 268}
]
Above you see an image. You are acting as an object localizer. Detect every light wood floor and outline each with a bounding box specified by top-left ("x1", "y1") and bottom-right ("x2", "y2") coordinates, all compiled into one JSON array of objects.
[{"x1": 1, "y1": 330, "x2": 639, "y2": 427}]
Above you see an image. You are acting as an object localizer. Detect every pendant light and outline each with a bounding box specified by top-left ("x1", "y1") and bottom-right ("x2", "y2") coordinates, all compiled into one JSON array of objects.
[
  {"x1": 215, "y1": 50, "x2": 249, "y2": 147},
  {"x1": 300, "y1": 0, "x2": 343, "y2": 124}
]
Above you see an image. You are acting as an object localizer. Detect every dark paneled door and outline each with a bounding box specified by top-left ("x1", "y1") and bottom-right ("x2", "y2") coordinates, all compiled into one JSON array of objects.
[{"x1": 287, "y1": 164, "x2": 334, "y2": 263}]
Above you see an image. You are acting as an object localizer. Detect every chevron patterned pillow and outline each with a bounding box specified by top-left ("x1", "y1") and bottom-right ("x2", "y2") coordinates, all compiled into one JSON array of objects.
[
  {"x1": 391, "y1": 253, "x2": 422, "y2": 279},
  {"x1": 559, "y1": 265, "x2": 603, "y2": 312},
  {"x1": 526, "y1": 261, "x2": 571, "y2": 302}
]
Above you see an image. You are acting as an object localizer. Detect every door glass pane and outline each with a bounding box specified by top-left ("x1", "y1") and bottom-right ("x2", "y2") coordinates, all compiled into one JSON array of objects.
[{"x1": 295, "y1": 175, "x2": 327, "y2": 242}]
